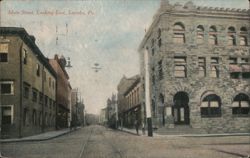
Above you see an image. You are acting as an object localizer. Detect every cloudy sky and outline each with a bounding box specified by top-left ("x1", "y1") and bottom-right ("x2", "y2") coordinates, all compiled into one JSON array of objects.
[{"x1": 1, "y1": 0, "x2": 248, "y2": 114}]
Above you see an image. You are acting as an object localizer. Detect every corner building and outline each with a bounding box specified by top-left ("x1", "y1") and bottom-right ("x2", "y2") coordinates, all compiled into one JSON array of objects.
[
  {"x1": 0, "y1": 27, "x2": 56, "y2": 138},
  {"x1": 139, "y1": 1, "x2": 250, "y2": 134}
]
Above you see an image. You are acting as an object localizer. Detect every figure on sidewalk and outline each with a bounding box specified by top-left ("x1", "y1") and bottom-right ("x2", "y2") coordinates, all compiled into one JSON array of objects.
[
  {"x1": 142, "y1": 122, "x2": 145, "y2": 135},
  {"x1": 134, "y1": 120, "x2": 139, "y2": 135}
]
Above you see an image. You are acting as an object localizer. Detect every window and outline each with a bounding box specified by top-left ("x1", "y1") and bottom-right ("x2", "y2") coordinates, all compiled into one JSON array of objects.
[
  {"x1": 196, "y1": 25, "x2": 204, "y2": 44},
  {"x1": 158, "y1": 38, "x2": 162, "y2": 47},
  {"x1": 152, "y1": 67, "x2": 155, "y2": 85},
  {"x1": 23, "y1": 83, "x2": 30, "y2": 98},
  {"x1": 228, "y1": 35, "x2": 236, "y2": 46},
  {"x1": 32, "y1": 89, "x2": 38, "y2": 102},
  {"x1": 45, "y1": 96, "x2": 48, "y2": 106},
  {"x1": 43, "y1": 71, "x2": 46, "y2": 81},
  {"x1": 158, "y1": 60, "x2": 163, "y2": 80},
  {"x1": 240, "y1": 36, "x2": 247, "y2": 46},
  {"x1": 0, "y1": 43, "x2": 8, "y2": 62},
  {"x1": 1, "y1": 106, "x2": 13, "y2": 125},
  {"x1": 201, "y1": 94, "x2": 221, "y2": 117},
  {"x1": 23, "y1": 49, "x2": 28, "y2": 64},
  {"x1": 210, "y1": 57, "x2": 219, "y2": 78},
  {"x1": 49, "y1": 77, "x2": 51, "y2": 87},
  {"x1": 23, "y1": 108, "x2": 29, "y2": 126},
  {"x1": 0, "y1": 81, "x2": 14, "y2": 95},
  {"x1": 39, "y1": 92, "x2": 43, "y2": 104},
  {"x1": 174, "y1": 57, "x2": 186, "y2": 78},
  {"x1": 198, "y1": 57, "x2": 206, "y2": 77},
  {"x1": 158, "y1": 28, "x2": 161, "y2": 38},
  {"x1": 36, "y1": 64, "x2": 40, "y2": 76},
  {"x1": 240, "y1": 27, "x2": 248, "y2": 46},
  {"x1": 151, "y1": 48, "x2": 155, "y2": 56},
  {"x1": 32, "y1": 110, "x2": 37, "y2": 125},
  {"x1": 173, "y1": 23, "x2": 185, "y2": 44},
  {"x1": 151, "y1": 38, "x2": 155, "y2": 48},
  {"x1": 232, "y1": 93, "x2": 250, "y2": 116},
  {"x1": 209, "y1": 26, "x2": 218, "y2": 45},
  {"x1": 227, "y1": 27, "x2": 236, "y2": 46}
]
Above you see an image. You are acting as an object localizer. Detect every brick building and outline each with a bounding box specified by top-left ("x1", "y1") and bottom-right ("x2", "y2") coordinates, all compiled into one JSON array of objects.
[
  {"x1": 49, "y1": 55, "x2": 71, "y2": 129},
  {"x1": 139, "y1": 1, "x2": 250, "y2": 133},
  {"x1": 117, "y1": 75, "x2": 145, "y2": 128},
  {"x1": 0, "y1": 27, "x2": 57, "y2": 138}
]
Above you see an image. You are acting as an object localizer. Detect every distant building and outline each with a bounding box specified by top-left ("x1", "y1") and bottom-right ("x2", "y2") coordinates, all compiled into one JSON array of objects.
[
  {"x1": 0, "y1": 27, "x2": 57, "y2": 138},
  {"x1": 139, "y1": 1, "x2": 250, "y2": 133},
  {"x1": 117, "y1": 75, "x2": 145, "y2": 128},
  {"x1": 106, "y1": 94, "x2": 117, "y2": 128},
  {"x1": 99, "y1": 108, "x2": 107, "y2": 125},
  {"x1": 123, "y1": 76, "x2": 143, "y2": 128},
  {"x1": 71, "y1": 88, "x2": 85, "y2": 127},
  {"x1": 49, "y1": 55, "x2": 71, "y2": 129}
]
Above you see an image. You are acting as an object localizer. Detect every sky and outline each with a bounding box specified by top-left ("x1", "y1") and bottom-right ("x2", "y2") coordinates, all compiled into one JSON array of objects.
[{"x1": 1, "y1": 0, "x2": 249, "y2": 114}]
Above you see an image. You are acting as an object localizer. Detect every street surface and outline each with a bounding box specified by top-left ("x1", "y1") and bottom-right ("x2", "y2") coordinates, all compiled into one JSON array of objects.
[{"x1": 1, "y1": 125, "x2": 250, "y2": 158}]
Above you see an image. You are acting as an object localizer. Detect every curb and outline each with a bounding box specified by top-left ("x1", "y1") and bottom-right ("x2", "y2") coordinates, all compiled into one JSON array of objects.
[{"x1": 0, "y1": 128, "x2": 81, "y2": 143}]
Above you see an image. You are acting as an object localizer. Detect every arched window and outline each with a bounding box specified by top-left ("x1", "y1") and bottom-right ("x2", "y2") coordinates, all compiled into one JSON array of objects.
[
  {"x1": 227, "y1": 27, "x2": 236, "y2": 46},
  {"x1": 196, "y1": 25, "x2": 204, "y2": 44},
  {"x1": 173, "y1": 23, "x2": 185, "y2": 44},
  {"x1": 198, "y1": 57, "x2": 206, "y2": 77},
  {"x1": 240, "y1": 27, "x2": 247, "y2": 34},
  {"x1": 201, "y1": 94, "x2": 221, "y2": 117},
  {"x1": 209, "y1": 26, "x2": 218, "y2": 45},
  {"x1": 232, "y1": 93, "x2": 250, "y2": 115},
  {"x1": 240, "y1": 27, "x2": 248, "y2": 46}
]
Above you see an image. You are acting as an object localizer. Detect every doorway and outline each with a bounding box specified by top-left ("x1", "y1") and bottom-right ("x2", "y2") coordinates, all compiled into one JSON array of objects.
[{"x1": 173, "y1": 92, "x2": 190, "y2": 125}]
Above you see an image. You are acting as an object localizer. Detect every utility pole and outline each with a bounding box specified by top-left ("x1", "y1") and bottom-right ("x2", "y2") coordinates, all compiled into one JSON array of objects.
[{"x1": 144, "y1": 48, "x2": 153, "y2": 137}]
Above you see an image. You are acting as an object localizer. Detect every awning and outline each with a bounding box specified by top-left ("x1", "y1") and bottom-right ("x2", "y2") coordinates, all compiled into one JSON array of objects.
[
  {"x1": 229, "y1": 65, "x2": 241, "y2": 72},
  {"x1": 242, "y1": 65, "x2": 250, "y2": 72}
]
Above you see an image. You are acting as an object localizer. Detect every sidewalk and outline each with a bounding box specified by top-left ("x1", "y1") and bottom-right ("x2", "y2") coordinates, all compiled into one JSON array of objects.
[
  {"x1": 0, "y1": 127, "x2": 81, "y2": 143},
  {"x1": 118, "y1": 127, "x2": 159, "y2": 137},
  {"x1": 118, "y1": 127, "x2": 250, "y2": 137}
]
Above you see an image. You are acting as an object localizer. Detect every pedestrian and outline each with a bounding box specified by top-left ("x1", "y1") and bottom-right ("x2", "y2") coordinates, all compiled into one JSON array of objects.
[
  {"x1": 134, "y1": 120, "x2": 139, "y2": 135},
  {"x1": 142, "y1": 122, "x2": 145, "y2": 135}
]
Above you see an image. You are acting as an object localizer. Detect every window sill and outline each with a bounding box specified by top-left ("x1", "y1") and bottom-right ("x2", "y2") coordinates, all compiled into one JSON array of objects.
[
  {"x1": 201, "y1": 115, "x2": 222, "y2": 118},
  {"x1": 232, "y1": 115, "x2": 250, "y2": 117}
]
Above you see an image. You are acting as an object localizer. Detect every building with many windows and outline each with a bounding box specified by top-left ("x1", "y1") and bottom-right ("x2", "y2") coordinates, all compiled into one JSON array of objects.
[
  {"x1": 0, "y1": 27, "x2": 57, "y2": 138},
  {"x1": 49, "y1": 55, "x2": 71, "y2": 129},
  {"x1": 139, "y1": 1, "x2": 250, "y2": 134}
]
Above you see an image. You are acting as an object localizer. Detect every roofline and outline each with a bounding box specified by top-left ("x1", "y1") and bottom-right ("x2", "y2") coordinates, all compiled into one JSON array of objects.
[{"x1": 0, "y1": 27, "x2": 57, "y2": 78}]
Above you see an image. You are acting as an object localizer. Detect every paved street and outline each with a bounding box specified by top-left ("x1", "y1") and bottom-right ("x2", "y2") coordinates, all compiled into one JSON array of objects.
[{"x1": 1, "y1": 125, "x2": 250, "y2": 158}]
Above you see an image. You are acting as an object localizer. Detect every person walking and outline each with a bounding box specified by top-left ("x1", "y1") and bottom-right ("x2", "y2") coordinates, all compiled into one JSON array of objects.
[
  {"x1": 142, "y1": 122, "x2": 145, "y2": 135},
  {"x1": 134, "y1": 120, "x2": 139, "y2": 135}
]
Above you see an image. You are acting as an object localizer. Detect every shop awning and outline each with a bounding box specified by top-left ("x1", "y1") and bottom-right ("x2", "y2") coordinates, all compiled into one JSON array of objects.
[
  {"x1": 229, "y1": 65, "x2": 241, "y2": 72},
  {"x1": 242, "y1": 65, "x2": 250, "y2": 72}
]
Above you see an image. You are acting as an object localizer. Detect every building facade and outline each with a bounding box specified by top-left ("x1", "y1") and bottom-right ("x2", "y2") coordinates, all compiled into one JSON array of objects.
[
  {"x1": 106, "y1": 94, "x2": 117, "y2": 128},
  {"x1": 117, "y1": 75, "x2": 145, "y2": 128},
  {"x1": 139, "y1": 1, "x2": 250, "y2": 133},
  {"x1": 71, "y1": 88, "x2": 85, "y2": 127},
  {"x1": 123, "y1": 76, "x2": 143, "y2": 128},
  {"x1": 0, "y1": 27, "x2": 57, "y2": 138},
  {"x1": 49, "y1": 55, "x2": 71, "y2": 129}
]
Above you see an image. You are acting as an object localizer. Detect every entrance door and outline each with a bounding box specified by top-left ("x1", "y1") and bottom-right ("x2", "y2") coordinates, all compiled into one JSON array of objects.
[{"x1": 173, "y1": 92, "x2": 190, "y2": 124}]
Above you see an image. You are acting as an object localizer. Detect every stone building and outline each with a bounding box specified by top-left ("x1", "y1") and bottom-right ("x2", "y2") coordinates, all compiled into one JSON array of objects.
[
  {"x1": 49, "y1": 55, "x2": 71, "y2": 129},
  {"x1": 139, "y1": 1, "x2": 250, "y2": 133},
  {"x1": 0, "y1": 27, "x2": 57, "y2": 138}
]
